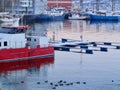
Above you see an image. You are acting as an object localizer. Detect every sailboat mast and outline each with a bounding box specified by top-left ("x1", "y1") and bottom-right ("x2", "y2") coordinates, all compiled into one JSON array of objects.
[
  {"x1": 12, "y1": 0, "x2": 15, "y2": 14},
  {"x1": 1, "y1": 0, "x2": 5, "y2": 12},
  {"x1": 112, "y1": 0, "x2": 115, "y2": 12},
  {"x1": 56, "y1": 0, "x2": 58, "y2": 7},
  {"x1": 80, "y1": 0, "x2": 83, "y2": 11},
  {"x1": 96, "y1": 0, "x2": 99, "y2": 11}
]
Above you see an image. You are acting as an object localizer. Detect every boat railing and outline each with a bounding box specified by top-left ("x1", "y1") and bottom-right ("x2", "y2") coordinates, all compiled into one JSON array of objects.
[{"x1": 26, "y1": 32, "x2": 47, "y2": 37}]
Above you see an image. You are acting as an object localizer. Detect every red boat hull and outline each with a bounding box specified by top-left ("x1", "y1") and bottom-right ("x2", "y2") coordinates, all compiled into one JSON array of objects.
[
  {"x1": 0, "y1": 45, "x2": 54, "y2": 62},
  {"x1": 2, "y1": 25, "x2": 29, "y2": 29}
]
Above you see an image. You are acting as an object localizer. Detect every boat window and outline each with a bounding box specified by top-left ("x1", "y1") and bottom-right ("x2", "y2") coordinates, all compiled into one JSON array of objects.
[
  {"x1": 34, "y1": 39, "x2": 36, "y2": 42},
  {"x1": 0, "y1": 42, "x2": 1, "y2": 47},
  {"x1": 4, "y1": 41, "x2": 7, "y2": 46},
  {"x1": 27, "y1": 38, "x2": 31, "y2": 41}
]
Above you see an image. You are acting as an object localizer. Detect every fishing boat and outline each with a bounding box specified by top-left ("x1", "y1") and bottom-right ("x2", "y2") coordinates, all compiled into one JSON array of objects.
[
  {"x1": 0, "y1": 15, "x2": 20, "y2": 23},
  {"x1": 36, "y1": 10, "x2": 65, "y2": 21},
  {"x1": 0, "y1": 13, "x2": 20, "y2": 26},
  {"x1": 25, "y1": 7, "x2": 66, "y2": 22},
  {"x1": 2, "y1": 25, "x2": 29, "y2": 29},
  {"x1": 68, "y1": 0, "x2": 87, "y2": 20},
  {"x1": 0, "y1": 30, "x2": 54, "y2": 62},
  {"x1": 0, "y1": 0, "x2": 21, "y2": 26},
  {"x1": 0, "y1": 25, "x2": 29, "y2": 34},
  {"x1": 68, "y1": 14, "x2": 87, "y2": 20},
  {"x1": 89, "y1": 12, "x2": 120, "y2": 21},
  {"x1": 88, "y1": 0, "x2": 120, "y2": 21}
]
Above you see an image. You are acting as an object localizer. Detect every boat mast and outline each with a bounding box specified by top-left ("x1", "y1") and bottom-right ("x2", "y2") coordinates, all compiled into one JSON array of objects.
[
  {"x1": 56, "y1": 0, "x2": 58, "y2": 7},
  {"x1": 12, "y1": 0, "x2": 15, "y2": 15},
  {"x1": 96, "y1": 0, "x2": 99, "y2": 11},
  {"x1": 111, "y1": 0, "x2": 115, "y2": 12},
  {"x1": 1, "y1": 0, "x2": 5, "y2": 12},
  {"x1": 79, "y1": 0, "x2": 83, "y2": 11}
]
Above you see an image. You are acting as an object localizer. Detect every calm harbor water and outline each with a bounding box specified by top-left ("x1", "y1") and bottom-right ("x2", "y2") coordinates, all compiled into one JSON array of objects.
[{"x1": 0, "y1": 20, "x2": 120, "y2": 90}]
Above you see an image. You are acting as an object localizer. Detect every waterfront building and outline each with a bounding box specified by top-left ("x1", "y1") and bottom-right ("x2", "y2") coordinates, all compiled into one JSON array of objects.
[
  {"x1": 34, "y1": 0, "x2": 47, "y2": 14},
  {"x1": 0, "y1": 0, "x2": 34, "y2": 14},
  {"x1": 0, "y1": 0, "x2": 72, "y2": 15},
  {"x1": 14, "y1": 0, "x2": 47, "y2": 14},
  {"x1": 47, "y1": 0, "x2": 72, "y2": 9},
  {"x1": 14, "y1": 0, "x2": 33, "y2": 14},
  {"x1": 0, "y1": 0, "x2": 12, "y2": 12}
]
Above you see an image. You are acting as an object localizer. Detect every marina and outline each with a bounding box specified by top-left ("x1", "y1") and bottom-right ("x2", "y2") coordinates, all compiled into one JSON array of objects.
[
  {"x1": 0, "y1": 0, "x2": 120, "y2": 90},
  {"x1": 0, "y1": 19, "x2": 120, "y2": 90}
]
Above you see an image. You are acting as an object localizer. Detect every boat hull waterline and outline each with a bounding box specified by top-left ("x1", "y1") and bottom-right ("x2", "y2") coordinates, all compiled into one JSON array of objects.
[
  {"x1": 0, "y1": 46, "x2": 54, "y2": 62},
  {"x1": 89, "y1": 14, "x2": 120, "y2": 21}
]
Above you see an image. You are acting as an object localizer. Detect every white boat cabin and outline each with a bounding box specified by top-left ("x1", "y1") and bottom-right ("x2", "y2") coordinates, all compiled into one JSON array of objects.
[
  {"x1": 26, "y1": 32, "x2": 49, "y2": 48},
  {"x1": 0, "y1": 33, "x2": 26, "y2": 49},
  {"x1": 0, "y1": 31, "x2": 50, "y2": 49}
]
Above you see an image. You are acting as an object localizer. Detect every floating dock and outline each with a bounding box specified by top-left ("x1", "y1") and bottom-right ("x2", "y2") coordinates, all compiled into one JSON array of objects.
[{"x1": 50, "y1": 38, "x2": 120, "y2": 54}]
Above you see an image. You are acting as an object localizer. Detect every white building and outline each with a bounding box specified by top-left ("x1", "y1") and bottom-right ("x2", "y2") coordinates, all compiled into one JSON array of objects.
[
  {"x1": 34, "y1": 0, "x2": 47, "y2": 14},
  {"x1": 14, "y1": 0, "x2": 47, "y2": 15},
  {"x1": 14, "y1": 0, "x2": 33, "y2": 14}
]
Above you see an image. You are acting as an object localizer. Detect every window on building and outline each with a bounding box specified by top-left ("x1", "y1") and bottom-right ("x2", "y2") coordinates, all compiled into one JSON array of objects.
[{"x1": 4, "y1": 41, "x2": 7, "y2": 46}]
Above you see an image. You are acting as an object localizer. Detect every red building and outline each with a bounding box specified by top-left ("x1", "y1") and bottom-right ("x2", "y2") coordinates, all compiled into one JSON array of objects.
[{"x1": 47, "y1": 0, "x2": 72, "y2": 9}]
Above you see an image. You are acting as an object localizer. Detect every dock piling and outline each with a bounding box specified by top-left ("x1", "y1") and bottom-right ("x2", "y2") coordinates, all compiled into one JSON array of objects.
[
  {"x1": 100, "y1": 47, "x2": 108, "y2": 52},
  {"x1": 61, "y1": 47, "x2": 70, "y2": 51},
  {"x1": 80, "y1": 46, "x2": 88, "y2": 49},
  {"x1": 86, "y1": 49, "x2": 93, "y2": 54},
  {"x1": 61, "y1": 38, "x2": 67, "y2": 43},
  {"x1": 104, "y1": 42, "x2": 112, "y2": 45},
  {"x1": 116, "y1": 46, "x2": 120, "y2": 49}
]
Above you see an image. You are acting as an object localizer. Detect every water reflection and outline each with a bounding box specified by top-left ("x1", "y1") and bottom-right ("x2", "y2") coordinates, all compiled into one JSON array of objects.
[
  {"x1": 29, "y1": 20, "x2": 120, "y2": 32},
  {"x1": 28, "y1": 20, "x2": 120, "y2": 42},
  {"x1": 88, "y1": 20, "x2": 120, "y2": 32},
  {"x1": 0, "y1": 57, "x2": 54, "y2": 90},
  {"x1": 89, "y1": 20, "x2": 120, "y2": 25}
]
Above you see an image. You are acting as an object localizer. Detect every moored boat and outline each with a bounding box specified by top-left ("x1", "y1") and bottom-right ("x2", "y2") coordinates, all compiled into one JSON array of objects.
[
  {"x1": 89, "y1": 13, "x2": 120, "y2": 21},
  {"x1": 0, "y1": 25, "x2": 29, "y2": 34},
  {"x1": 2, "y1": 25, "x2": 29, "y2": 29},
  {"x1": 0, "y1": 13, "x2": 20, "y2": 24},
  {"x1": 0, "y1": 30, "x2": 54, "y2": 62},
  {"x1": 88, "y1": 0, "x2": 120, "y2": 21},
  {"x1": 35, "y1": 12, "x2": 65, "y2": 21},
  {"x1": 68, "y1": 14, "x2": 87, "y2": 20},
  {"x1": 24, "y1": 7, "x2": 66, "y2": 22},
  {"x1": 40, "y1": 7, "x2": 65, "y2": 20}
]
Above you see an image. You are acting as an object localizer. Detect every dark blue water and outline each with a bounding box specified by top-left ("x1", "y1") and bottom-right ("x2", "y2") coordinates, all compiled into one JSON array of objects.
[{"x1": 0, "y1": 20, "x2": 120, "y2": 90}]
